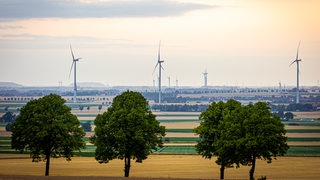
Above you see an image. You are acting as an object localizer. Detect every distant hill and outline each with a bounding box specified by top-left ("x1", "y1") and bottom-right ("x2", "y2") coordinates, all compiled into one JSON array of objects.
[
  {"x1": 0, "y1": 82, "x2": 24, "y2": 88},
  {"x1": 69, "y1": 82, "x2": 106, "y2": 88}
]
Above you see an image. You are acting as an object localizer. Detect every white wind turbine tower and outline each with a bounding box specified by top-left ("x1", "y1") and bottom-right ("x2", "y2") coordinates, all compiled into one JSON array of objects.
[
  {"x1": 203, "y1": 69, "x2": 208, "y2": 87},
  {"x1": 153, "y1": 41, "x2": 164, "y2": 104},
  {"x1": 69, "y1": 45, "x2": 81, "y2": 103},
  {"x1": 290, "y1": 41, "x2": 302, "y2": 104}
]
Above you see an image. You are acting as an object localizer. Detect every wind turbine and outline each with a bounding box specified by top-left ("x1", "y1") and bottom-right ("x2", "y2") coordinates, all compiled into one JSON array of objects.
[
  {"x1": 152, "y1": 41, "x2": 164, "y2": 104},
  {"x1": 290, "y1": 41, "x2": 301, "y2": 104},
  {"x1": 203, "y1": 69, "x2": 208, "y2": 87},
  {"x1": 69, "y1": 45, "x2": 81, "y2": 103},
  {"x1": 176, "y1": 77, "x2": 178, "y2": 89}
]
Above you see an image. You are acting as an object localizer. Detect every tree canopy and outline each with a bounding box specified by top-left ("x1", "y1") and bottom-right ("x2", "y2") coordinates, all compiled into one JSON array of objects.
[
  {"x1": 194, "y1": 100, "x2": 288, "y2": 180},
  {"x1": 0, "y1": 111, "x2": 16, "y2": 123},
  {"x1": 241, "y1": 102, "x2": 288, "y2": 180},
  {"x1": 91, "y1": 91, "x2": 165, "y2": 177},
  {"x1": 11, "y1": 94, "x2": 85, "y2": 176},
  {"x1": 194, "y1": 99, "x2": 244, "y2": 179}
]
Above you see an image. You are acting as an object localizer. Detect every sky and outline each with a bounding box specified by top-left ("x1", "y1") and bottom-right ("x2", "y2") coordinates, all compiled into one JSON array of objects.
[{"x1": 0, "y1": 0, "x2": 319, "y2": 87}]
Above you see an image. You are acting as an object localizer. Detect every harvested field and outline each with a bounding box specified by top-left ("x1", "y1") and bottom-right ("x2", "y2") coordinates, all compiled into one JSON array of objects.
[
  {"x1": 160, "y1": 122, "x2": 199, "y2": 129},
  {"x1": 157, "y1": 116, "x2": 197, "y2": 120},
  {"x1": 286, "y1": 133, "x2": 320, "y2": 138},
  {"x1": 0, "y1": 155, "x2": 320, "y2": 179},
  {"x1": 287, "y1": 142, "x2": 320, "y2": 146},
  {"x1": 293, "y1": 111, "x2": 320, "y2": 119}
]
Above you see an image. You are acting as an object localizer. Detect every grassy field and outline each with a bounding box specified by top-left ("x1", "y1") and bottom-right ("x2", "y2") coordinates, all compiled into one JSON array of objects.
[{"x1": 0, "y1": 155, "x2": 320, "y2": 179}]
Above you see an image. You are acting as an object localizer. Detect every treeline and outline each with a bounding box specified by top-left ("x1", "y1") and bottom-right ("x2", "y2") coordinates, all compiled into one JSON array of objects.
[
  {"x1": 271, "y1": 103, "x2": 317, "y2": 112},
  {"x1": 151, "y1": 104, "x2": 209, "y2": 112}
]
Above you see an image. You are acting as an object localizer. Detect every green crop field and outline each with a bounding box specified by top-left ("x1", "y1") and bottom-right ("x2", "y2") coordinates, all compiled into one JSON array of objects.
[
  {"x1": 286, "y1": 129, "x2": 320, "y2": 133},
  {"x1": 1, "y1": 102, "x2": 320, "y2": 157}
]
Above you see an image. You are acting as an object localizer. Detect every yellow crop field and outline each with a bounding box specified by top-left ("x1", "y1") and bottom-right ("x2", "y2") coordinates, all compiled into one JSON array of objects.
[{"x1": 1, "y1": 155, "x2": 320, "y2": 179}]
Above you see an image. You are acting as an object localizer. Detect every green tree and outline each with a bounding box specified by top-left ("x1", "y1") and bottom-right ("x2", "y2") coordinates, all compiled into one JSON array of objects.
[
  {"x1": 11, "y1": 94, "x2": 85, "y2": 176},
  {"x1": 241, "y1": 102, "x2": 288, "y2": 180},
  {"x1": 5, "y1": 122, "x2": 13, "y2": 131},
  {"x1": 81, "y1": 121, "x2": 92, "y2": 132},
  {"x1": 0, "y1": 111, "x2": 16, "y2": 123},
  {"x1": 91, "y1": 91, "x2": 165, "y2": 177},
  {"x1": 284, "y1": 112, "x2": 294, "y2": 120},
  {"x1": 194, "y1": 99, "x2": 243, "y2": 179}
]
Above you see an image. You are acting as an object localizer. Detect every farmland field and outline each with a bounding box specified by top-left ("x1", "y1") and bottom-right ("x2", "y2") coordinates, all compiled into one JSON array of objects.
[
  {"x1": 0, "y1": 155, "x2": 320, "y2": 179},
  {"x1": 1, "y1": 101, "x2": 320, "y2": 179},
  {"x1": 1, "y1": 108, "x2": 320, "y2": 156}
]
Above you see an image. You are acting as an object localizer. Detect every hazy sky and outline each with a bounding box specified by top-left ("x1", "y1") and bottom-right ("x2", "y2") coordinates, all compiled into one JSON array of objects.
[{"x1": 0, "y1": 0, "x2": 319, "y2": 87}]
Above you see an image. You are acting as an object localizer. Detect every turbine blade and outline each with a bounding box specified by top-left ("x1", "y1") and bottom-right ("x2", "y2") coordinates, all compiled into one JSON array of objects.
[
  {"x1": 296, "y1": 40, "x2": 301, "y2": 60},
  {"x1": 70, "y1": 44, "x2": 75, "y2": 60},
  {"x1": 69, "y1": 62, "x2": 74, "y2": 79},
  {"x1": 158, "y1": 41, "x2": 161, "y2": 62},
  {"x1": 289, "y1": 60, "x2": 296, "y2": 66},
  {"x1": 152, "y1": 63, "x2": 159, "y2": 74}
]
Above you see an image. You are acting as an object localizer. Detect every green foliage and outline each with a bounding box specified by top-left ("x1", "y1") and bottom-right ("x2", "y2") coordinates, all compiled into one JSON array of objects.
[
  {"x1": 284, "y1": 112, "x2": 294, "y2": 120},
  {"x1": 287, "y1": 103, "x2": 314, "y2": 111},
  {"x1": 81, "y1": 121, "x2": 92, "y2": 132},
  {"x1": 194, "y1": 100, "x2": 288, "y2": 180},
  {"x1": 0, "y1": 111, "x2": 16, "y2": 123},
  {"x1": 194, "y1": 99, "x2": 243, "y2": 179},
  {"x1": 91, "y1": 91, "x2": 165, "y2": 177},
  {"x1": 242, "y1": 102, "x2": 288, "y2": 180},
  {"x1": 11, "y1": 94, "x2": 85, "y2": 176},
  {"x1": 5, "y1": 122, "x2": 13, "y2": 131}
]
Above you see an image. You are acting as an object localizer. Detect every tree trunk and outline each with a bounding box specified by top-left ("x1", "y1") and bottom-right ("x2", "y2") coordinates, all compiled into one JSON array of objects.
[
  {"x1": 220, "y1": 165, "x2": 225, "y2": 180},
  {"x1": 45, "y1": 151, "x2": 50, "y2": 176},
  {"x1": 124, "y1": 156, "x2": 131, "y2": 177},
  {"x1": 249, "y1": 156, "x2": 256, "y2": 180}
]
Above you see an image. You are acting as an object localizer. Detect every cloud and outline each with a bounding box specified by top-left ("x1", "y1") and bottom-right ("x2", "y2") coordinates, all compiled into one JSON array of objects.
[
  {"x1": 0, "y1": 33, "x2": 135, "y2": 50},
  {"x1": 0, "y1": 0, "x2": 213, "y2": 20},
  {"x1": 0, "y1": 25, "x2": 23, "y2": 29}
]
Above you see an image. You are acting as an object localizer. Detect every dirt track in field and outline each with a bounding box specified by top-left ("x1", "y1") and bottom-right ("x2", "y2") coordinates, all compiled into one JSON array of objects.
[{"x1": 0, "y1": 155, "x2": 320, "y2": 179}]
